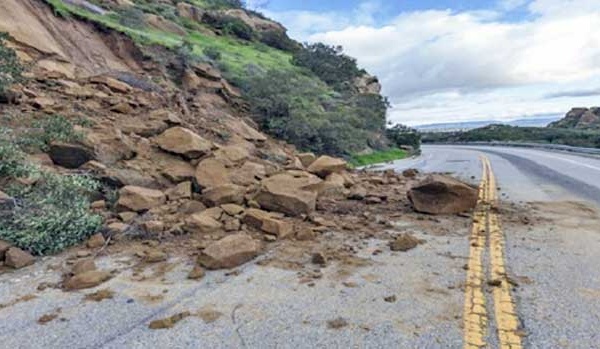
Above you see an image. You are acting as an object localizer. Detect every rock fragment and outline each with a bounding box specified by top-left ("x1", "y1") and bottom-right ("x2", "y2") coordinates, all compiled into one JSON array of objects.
[{"x1": 198, "y1": 233, "x2": 262, "y2": 269}]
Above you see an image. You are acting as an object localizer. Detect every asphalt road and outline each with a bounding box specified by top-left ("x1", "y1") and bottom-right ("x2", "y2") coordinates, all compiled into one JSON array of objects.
[
  {"x1": 1, "y1": 145, "x2": 599, "y2": 348},
  {"x1": 378, "y1": 145, "x2": 600, "y2": 206}
]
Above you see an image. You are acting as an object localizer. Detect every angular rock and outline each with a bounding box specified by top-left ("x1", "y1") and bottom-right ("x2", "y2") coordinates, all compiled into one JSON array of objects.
[
  {"x1": 195, "y1": 158, "x2": 231, "y2": 189},
  {"x1": 408, "y1": 174, "x2": 478, "y2": 214},
  {"x1": 49, "y1": 142, "x2": 94, "y2": 169},
  {"x1": 154, "y1": 127, "x2": 212, "y2": 159},
  {"x1": 142, "y1": 221, "x2": 165, "y2": 234},
  {"x1": 90, "y1": 76, "x2": 132, "y2": 93},
  {"x1": 307, "y1": 156, "x2": 347, "y2": 178},
  {"x1": 198, "y1": 233, "x2": 262, "y2": 269},
  {"x1": 201, "y1": 184, "x2": 245, "y2": 207},
  {"x1": 117, "y1": 186, "x2": 166, "y2": 212},
  {"x1": 231, "y1": 161, "x2": 266, "y2": 186},
  {"x1": 86, "y1": 233, "x2": 105, "y2": 248},
  {"x1": 254, "y1": 172, "x2": 320, "y2": 216},
  {"x1": 347, "y1": 186, "x2": 367, "y2": 200},
  {"x1": 64, "y1": 270, "x2": 111, "y2": 290},
  {"x1": 214, "y1": 145, "x2": 249, "y2": 163},
  {"x1": 166, "y1": 181, "x2": 192, "y2": 201},
  {"x1": 403, "y1": 168, "x2": 419, "y2": 178},
  {"x1": 143, "y1": 249, "x2": 167, "y2": 263},
  {"x1": 72, "y1": 259, "x2": 97, "y2": 275},
  {"x1": 185, "y1": 211, "x2": 223, "y2": 234},
  {"x1": 111, "y1": 102, "x2": 134, "y2": 114},
  {"x1": 221, "y1": 204, "x2": 245, "y2": 216},
  {"x1": 389, "y1": 234, "x2": 423, "y2": 252},
  {"x1": 304, "y1": 173, "x2": 345, "y2": 198},
  {"x1": 188, "y1": 265, "x2": 206, "y2": 280},
  {"x1": 31, "y1": 97, "x2": 55, "y2": 109},
  {"x1": 223, "y1": 217, "x2": 241, "y2": 232},
  {"x1": 297, "y1": 152, "x2": 317, "y2": 168},
  {"x1": 243, "y1": 208, "x2": 293, "y2": 238},
  {"x1": 5, "y1": 247, "x2": 35, "y2": 269}
]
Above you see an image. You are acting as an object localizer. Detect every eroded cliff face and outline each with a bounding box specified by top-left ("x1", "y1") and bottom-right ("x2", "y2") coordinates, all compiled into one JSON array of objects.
[{"x1": 0, "y1": 0, "x2": 141, "y2": 78}]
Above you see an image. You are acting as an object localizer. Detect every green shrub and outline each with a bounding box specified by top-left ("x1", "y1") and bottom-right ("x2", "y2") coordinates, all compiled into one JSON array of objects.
[
  {"x1": 259, "y1": 30, "x2": 298, "y2": 52},
  {"x1": 0, "y1": 172, "x2": 102, "y2": 255},
  {"x1": 0, "y1": 32, "x2": 23, "y2": 93},
  {"x1": 291, "y1": 43, "x2": 363, "y2": 90},
  {"x1": 0, "y1": 131, "x2": 32, "y2": 178},
  {"x1": 386, "y1": 124, "x2": 421, "y2": 150},
  {"x1": 18, "y1": 115, "x2": 83, "y2": 152},
  {"x1": 204, "y1": 15, "x2": 255, "y2": 41},
  {"x1": 118, "y1": 6, "x2": 147, "y2": 29},
  {"x1": 203, "y1": 46, "x2": 222, "y2": 61}
]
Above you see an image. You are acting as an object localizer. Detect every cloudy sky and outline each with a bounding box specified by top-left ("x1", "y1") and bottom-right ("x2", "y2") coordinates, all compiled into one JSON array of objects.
[{"x1": 248, "y1": 0, "x2": 600, "y2": 126}]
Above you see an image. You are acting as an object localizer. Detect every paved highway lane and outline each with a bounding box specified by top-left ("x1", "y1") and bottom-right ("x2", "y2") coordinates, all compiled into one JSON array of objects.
[
  {"x1": 378, "y1": 145, "x2": 600, "y2": 206},
  {"x1": 383, "y1": 145, "x2": 600, "y2": 348}
]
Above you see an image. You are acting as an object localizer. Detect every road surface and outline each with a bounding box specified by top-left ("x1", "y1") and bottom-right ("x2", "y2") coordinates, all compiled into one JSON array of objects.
[{"x1": 1, "y1": 145, "x2": 599, "y2": 349}]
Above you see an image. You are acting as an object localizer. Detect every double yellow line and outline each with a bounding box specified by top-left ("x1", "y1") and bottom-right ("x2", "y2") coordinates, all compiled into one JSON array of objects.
[{"x1": 463, "y1": 156, "x2": 523, "y2": 349}]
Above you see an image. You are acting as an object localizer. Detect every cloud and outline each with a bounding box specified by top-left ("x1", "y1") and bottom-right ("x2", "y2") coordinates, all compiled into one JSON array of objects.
[
  {"x1": 267, "y1": 0, "x2": 600, "y2": 125},
  {"x1": 544, "y1": 88, "x2": 600, "y2": 98}
]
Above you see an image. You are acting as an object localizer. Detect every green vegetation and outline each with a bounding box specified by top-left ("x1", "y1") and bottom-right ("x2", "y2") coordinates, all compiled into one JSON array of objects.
[
  {"x1": 386, "y1": 124, "x2": 421, "y2": 151},
  {"x1": 17, "y1": 115, "x2": 83, "y2": 152},
  {"x1": 292, "y1": 43, "x2": 364, "y2": 90},
  {"x1": 0, "y1": 32, "x2": 23, "y2": 93},
  {"x1": 423, "y1": 124, "x2": 600, "y2": 148},
  {"x1": 0, "y1": 130, "x2": 101, "y2": 256},
  {"x1": 42, "y1": 0, "x2": 390, "y2": 156},
  {"x1": 350, "y1": 148, "x2": 408, "y2": 167}
]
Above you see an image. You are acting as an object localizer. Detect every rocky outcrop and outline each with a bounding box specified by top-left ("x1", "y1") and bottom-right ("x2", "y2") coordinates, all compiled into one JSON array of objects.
[
  {"x1": 48, "y1": 142, "x2": 94, "y2": 169},
  {"x1": 198, "y1": 233, "x2": 262, "y2": 269},
  {"x1": 548, "y1": 107, "x2": 600, "y2": 129},
  {"x1": 407, "y1": 175, "x2": 478, "y2": 214},
  {"x1": 222, "y1": 9, "x2": 286, "y2": 33},
  {"x1": 354, "y1": 74, "x2": 382, "y2": 94}
]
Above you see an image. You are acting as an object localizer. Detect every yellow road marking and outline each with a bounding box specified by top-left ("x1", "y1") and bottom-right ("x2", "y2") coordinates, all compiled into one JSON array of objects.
[
  {"x1": 484, "y1": 157, "x2": 523, "y2": 349},
  {"x1": 463, "y1": 156, "x2": 523, "y2": 349},
  {"x1": 463, "y1": 156, "x2": 489, "y2": 349}
]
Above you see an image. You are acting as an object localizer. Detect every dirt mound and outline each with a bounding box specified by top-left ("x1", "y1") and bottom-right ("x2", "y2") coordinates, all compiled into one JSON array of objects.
[{"x1": 0, "y1": 0, "x2": 141, "y2": 78}]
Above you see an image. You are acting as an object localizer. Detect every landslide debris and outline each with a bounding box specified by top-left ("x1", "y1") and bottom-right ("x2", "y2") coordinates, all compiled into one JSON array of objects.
[{"x1": 407, "y1": 174, "x2": 478, "y2": 214}]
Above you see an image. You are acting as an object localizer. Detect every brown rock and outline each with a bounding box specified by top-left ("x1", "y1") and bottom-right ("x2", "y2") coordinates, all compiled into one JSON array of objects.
[
  {"x1": 403, "y1": 168, "x2": 419, "y2": 178},
  {"x1": 117, "y1": 186, "x2": 166, "y2": 212},
  {"x1": 223, "y1": 217, "x2": 241, "y2": 232},
  {"x1": 389, "y1": 234, "x2": 423, "y2": 252},
  {"x1": 243, "y1": 208, "x2": 293, "y2": 238},
  {"x1": 72, "y1": 259, "x2": 97, "y2": 275},
  {"x1": 214, "y1": 145, "x2": 250, "y2": 164},
  {"x1": 347, "y1": 186, "x2": 367, "y2": 200},
  {"x1": 86, "y1": 233, "x2": 106, "y2": 249},
  {"x1": 187, "y1": 265, "x2": 206, "y2": 280},
  {"x1": 90, "y1": 76, "x2": 132, "y2": 93},
  {"x1": 5, "y1": 247, "x2": 35, "y2": 269},
  {"x1": 154, "y1": 127, "x2": 212, "y2": 159},
  {"x1": 110, "y1": 102, "x2": 134, "y2": 114},
  {"x1": 304, "y1": 172, "x2": 345, "y2": 198},
  {"x1": 311, "y1": 252, "x2": 327, "y2": 266},
  {"x1": 143, "y1": 249, "x2": 167, "y2": 263},
  {"x1": 202, "y1": 184, "x2": 245, "y2": 207},
  {"x1": 31, "y1": 97, "x2": 55, "y2": 109},
  {"x1": 149, "y1": 312, "x2": 191, "y2": 330},
  {"x1": 254, "y1": 172, "x2": 320, "y2": 216},
  {"x1": 48, "y1": 142, "x2": 94, "y2": 169},
  {"x1": 307, "y1": 156, "x2": 347, "y2": 178},
  {"x1": 231, "y1": 161, "x2": 267, "y2": 186},
  {"x1": 195, "y1": 158, "x2": 231, "y2": 189},
  {"x1": 90, "y1": 200, "x2": 106, "y2": 210},
  {"x1": 198, "y1": 233, "x2": 262, "y2": 269},
  {"x1": 108, "y1": 222, "x2": 130, "y2": 233},
  {"x1": 408, "y1": 175, "x2": 478, "y2": 214},
  {"x1": 64, "y1": 270, "x2": 111, "y2": 290},
  {"x1": 297, "y1": 152, "x2": 317, "y2": 167},
  {"x1": 166, "y1": 181, "x2": 192, "y2": 201},
  {"x1": 142, "y1": 221, "x2": 165, "y2": 234},
  {"x1": 221, "y1": 204, "x2": 245, "y2": 216},
  {"x1": 295, "y1": 228, "x2": 316, "y2": 241},
  {"x1": 185, "y1": 211, "x2": 223, "y2": 234}
]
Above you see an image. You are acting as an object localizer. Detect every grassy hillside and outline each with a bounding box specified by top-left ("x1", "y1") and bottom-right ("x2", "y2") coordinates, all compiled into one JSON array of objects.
[{"x1": 43, "y1": 0, "x2": 390, "y2": 157}]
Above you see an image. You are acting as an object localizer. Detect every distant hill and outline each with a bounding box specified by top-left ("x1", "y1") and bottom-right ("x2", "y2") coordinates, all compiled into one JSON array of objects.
[
  {"x1": 415, "y1": 115, "x2": 561, "y2": 132},
  {"x1": 548, "y1": 107, "x2": 600, "y2": 130}
]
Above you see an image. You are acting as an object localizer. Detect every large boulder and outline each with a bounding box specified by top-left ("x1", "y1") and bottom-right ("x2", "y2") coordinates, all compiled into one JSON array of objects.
[
  {"x1": 254, "y1": 172, "x2": 320, "y2": 216},
  {"x1": 243, "y1": 208, "x2": 293, "y2": 238},
  {"x1": 117, "y1": 186, "x2": 166, "y2": 212},
  {"x1": 48, "y1": 142, "x2": 94, "y2": 169},
  {"x1": 307, "y1": 156, "x2": 347, "y2": 178},
  {"x1": 201, "y1": 184, "x2": 245, "y2": 207},
  {"x1": 297, "y1": 153, "x2": 316, "y2": 167},
  {"x1": 197, "y1": 233, "x2": 262, "y2": 269},
  {"x1": 195, "y1": 158, "x2": 231, "y2": 189},
  {"x1": 407, "y1": 175, "x2": 478, "y2": 214},
  {"x1": 154, "y1": 127, "x2": 212, "y2": 159},
  {"x1": 4, "y1": 247, "x2": 35, "y2": 269},
  {"x1": 231, "y1": 161, "x2": 266, "y2": 186}
]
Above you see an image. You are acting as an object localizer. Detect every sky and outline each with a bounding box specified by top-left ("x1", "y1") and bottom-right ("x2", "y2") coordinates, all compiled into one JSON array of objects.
[{"x1": 247, "y1": 0, "x2": 600, "y2": 126}]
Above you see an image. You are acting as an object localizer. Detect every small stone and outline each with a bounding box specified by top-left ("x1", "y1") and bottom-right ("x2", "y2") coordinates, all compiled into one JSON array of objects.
[
  {"x1": 187, "y1": 265, "x2": 206, "y2": 280},
  {"x1": 107, "y1": 222, "x2": 129, "y2": 234},
  {"x1": 389, "y1": 234, "x2": 423, "y2": 252},
  {"x1": 86, "y1": 233, "x2": 106, "y2": 249},
  {"x1": 384, "y1": 295, "x2": 397, "y2": 303},
  {"x1": 90, "y1": 200, "x2": 106, "y2": 210},
  {"x1": 142, "y1": 221, "x2": 165, "y2": 234},
  {"x1": 118, "y1": 212, "x2": 138, "y2": 223},
  {"x1": 149, "y1": 312, "x2": 191, "y2": 330},
  {"x1": 71, "y1": 259, "x2": 97, "y2": 275},
  {"x1": 143, "y1": 249, "x2": 167, "y2": 263},
  {"x1": 295, "y1": 228, "x2": 316, "y2": 241},
  {"x1": 220, "y1": 204, "x2": 245, "y2": 216},
  {"x1": 311, "y1": 252, "x2": 327, "y2": 266},
  {"x1": 327, "y1": 317, "x2": 348, "y2": 329},
  {"x1": 5, "y1": 247, "x2": 35, "y2": 269},
  {"x1": 76, "y1": 250, "x2": 92, "y2": 258},
  {"x1": 64, "y1": 271, "x2": 111, "y2": 290}
]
